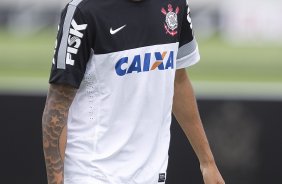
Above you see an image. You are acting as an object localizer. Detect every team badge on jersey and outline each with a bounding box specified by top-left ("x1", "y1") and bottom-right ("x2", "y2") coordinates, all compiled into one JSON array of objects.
[{"x1": 161, "y1": 4, "x2": 179, "y2": 36}]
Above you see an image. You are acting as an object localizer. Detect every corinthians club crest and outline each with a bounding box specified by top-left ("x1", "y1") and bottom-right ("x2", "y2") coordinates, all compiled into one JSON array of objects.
[{"x1": 161, "y1": 4, "x2": 179, "y2": 36}]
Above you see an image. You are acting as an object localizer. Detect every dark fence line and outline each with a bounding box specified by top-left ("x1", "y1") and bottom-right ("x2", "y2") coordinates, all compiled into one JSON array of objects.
[{"x1": 0, "y1": 95, "x2": 281, "y2": 184}]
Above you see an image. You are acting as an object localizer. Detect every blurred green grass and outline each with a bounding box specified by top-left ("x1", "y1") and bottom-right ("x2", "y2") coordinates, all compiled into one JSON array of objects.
[
  {"x1": 0, "y1": 30, "x2": 282, "y2": 93},
  {"x1": 189, "y1": 38, "x2": 282, "y2": 82},
  {"x1": 0, "y1": 31, "x2": 53, "y2": 78}
]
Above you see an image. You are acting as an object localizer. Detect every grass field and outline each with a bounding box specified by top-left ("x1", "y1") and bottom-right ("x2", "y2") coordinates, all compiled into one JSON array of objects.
[{"x1": 0, "y1": 30, "x2": 282, "y2": 98}]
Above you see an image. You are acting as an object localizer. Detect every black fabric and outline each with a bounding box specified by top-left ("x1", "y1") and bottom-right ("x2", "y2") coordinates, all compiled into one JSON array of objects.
[
  {"x1": 179, "y1": 4, "x2": 194, "y2": 48},
  {"x1": 49, "y1": 6, "x2": 94, "y2": 88},
  {"x1": 49, "y1": 69, "x2": 84, "y2": 89},
  {"x1": 81, "y1": 0, "x2": 189, "y2": 54}
]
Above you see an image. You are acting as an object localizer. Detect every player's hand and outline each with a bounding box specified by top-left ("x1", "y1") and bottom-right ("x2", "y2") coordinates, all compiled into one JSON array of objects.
[{"x1": 200, "y1": 162, "x2": 225, "y2": 184}]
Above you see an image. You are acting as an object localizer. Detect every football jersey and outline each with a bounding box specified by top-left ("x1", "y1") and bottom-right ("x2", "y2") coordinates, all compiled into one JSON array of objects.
[{"x1": 49, "y1": 0, "x2": 200, "y2": 183}]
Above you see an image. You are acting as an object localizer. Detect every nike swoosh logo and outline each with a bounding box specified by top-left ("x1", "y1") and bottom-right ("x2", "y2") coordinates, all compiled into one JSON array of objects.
[{"x1": 110, "y1": 25, "x2": 126, "y2": 35}]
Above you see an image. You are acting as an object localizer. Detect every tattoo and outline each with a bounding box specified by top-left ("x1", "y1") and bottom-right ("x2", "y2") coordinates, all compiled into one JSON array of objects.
[{"x1": 42, "y1": 84, "x2": 76, "y2": 184}]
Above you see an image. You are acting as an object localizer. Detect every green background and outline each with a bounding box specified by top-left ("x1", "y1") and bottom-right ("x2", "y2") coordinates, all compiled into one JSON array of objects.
[{"x1": 0, "y1": 30, "x2": 281, "y2": 97}]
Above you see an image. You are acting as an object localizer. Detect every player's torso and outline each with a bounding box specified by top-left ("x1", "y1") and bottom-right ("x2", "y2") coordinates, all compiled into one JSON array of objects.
[{"x1": 64, "y1": 0, "x2": 189, "y2": 183}]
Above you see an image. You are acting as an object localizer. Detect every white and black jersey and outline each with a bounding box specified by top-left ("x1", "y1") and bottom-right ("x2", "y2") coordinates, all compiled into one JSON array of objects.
[{"x1": 49, "y1": 0, "x2": 200, "y2": 183}]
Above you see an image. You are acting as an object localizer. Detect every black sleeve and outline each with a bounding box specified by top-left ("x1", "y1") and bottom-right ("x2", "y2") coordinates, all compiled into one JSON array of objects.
[
  {"x1": 176, "y1": 3, "x2": 200, "y2": 69},
  {"x1": 49, "y1": 5, "x2": 94, "y2": 88},
  {"x1": 179, "y1": 4, "x2": 194, "y2": 47}
]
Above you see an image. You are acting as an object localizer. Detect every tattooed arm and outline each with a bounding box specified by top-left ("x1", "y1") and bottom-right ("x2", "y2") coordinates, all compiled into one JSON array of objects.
[{"x1": 42, "y1": 84, "x2": 77, "y2": 184}]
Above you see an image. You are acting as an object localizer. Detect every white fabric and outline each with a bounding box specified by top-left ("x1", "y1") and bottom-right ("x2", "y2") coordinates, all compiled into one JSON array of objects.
[{"x1": 64, "y1": 42, "x2": 200, "y2": 184}]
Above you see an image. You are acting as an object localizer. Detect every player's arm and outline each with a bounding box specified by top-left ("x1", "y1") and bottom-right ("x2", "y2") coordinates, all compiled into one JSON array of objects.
[
  {"x1": 42, "y1": 84, "x2": 76, "y2": 184},
  {"x1": 42, "y1": 2, "x2": 93, "y2": 183},
  {"x1": 172, "y1": 69, "x2": 225, "y2": 184}
]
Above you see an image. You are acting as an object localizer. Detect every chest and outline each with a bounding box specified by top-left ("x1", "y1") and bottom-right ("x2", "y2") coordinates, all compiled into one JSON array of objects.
[{"x1": 91, "y1": 0, "x2": 186, "y2": 54}]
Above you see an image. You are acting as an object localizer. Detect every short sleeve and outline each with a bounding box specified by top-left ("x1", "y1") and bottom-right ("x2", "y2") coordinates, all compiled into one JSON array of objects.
[
  {"x1": 49, "y1": 4, "x2": 94, "y2": 88},
  {"x1": 176, "y1": 3, "x2": 200, "y2": 69}
]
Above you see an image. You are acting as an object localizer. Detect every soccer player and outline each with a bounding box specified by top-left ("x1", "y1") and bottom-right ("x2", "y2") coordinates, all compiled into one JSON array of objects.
[{"x1": 42, "y1": 0, "x2": 225, "y2": 183}]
